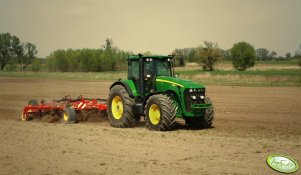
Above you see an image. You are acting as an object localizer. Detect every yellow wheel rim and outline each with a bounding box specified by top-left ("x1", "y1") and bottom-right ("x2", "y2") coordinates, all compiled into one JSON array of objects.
[
  {"x1": 21, "y1": 111, "x2": 27, "y2": 121},
  {"x1": 63, "y1": 112, "x2": 69, "y2": 121},
  {"x1": 111, "y1": 96, "x2": 123, "y2": 120},
  {"x1": 149, "y1": 104, "x2": 160, "y2": 125}
]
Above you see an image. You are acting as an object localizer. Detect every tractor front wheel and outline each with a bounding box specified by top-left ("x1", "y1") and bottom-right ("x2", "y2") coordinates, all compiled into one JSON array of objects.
[
  {"x1": 202, "y1": 96, "x2": 214, "y2": 127},
  {"x1": 107, "y1": 85, "x2": 136, "y2": 128},
  {"x1": 145, "y1": 94, "x2": 176, "y2": 131}
]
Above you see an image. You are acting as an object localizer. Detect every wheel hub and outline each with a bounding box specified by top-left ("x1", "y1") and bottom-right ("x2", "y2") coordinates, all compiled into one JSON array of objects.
[
  {"x1": 112, "y1": 96, "x2": 123, "y2": 120},
  {"x1": 63, "y1": 112, "x2": 69, "y2": 121},
  {"x1": 149, "y1": 104, "x2": 160, "y2": 125}
]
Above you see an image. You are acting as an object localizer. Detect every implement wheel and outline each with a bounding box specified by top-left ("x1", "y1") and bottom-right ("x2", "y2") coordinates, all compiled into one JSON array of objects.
[
  {"x1": 63, "y1": 107, "x2": 77, "y2": 123},
  {"x1": 21, "y1": 111, "x2": 30, "y2": 121},
  {"x1": 107, "y1": 85, "x2": 136, "y2": 128},
  {"x1": 21, "y1": 99, "x2": 39, "y2": 121},
  {"x1": 145, "y1": 94, "x2": 176, "y2": 131}
]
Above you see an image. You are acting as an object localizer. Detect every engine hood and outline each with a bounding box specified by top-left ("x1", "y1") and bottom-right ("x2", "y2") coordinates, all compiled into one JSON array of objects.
[{"x1": 156, "y1": 76, "x2": 205, "y2": 89}]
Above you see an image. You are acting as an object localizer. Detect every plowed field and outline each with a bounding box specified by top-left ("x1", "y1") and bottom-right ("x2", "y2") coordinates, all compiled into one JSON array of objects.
[{"x1": 0, "y1": 77, "x2": 300, "y2": 175}]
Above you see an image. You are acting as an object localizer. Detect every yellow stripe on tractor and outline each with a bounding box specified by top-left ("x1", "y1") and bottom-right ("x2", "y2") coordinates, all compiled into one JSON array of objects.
[{"x1": 156, "y1": 79, "x2": 184, "y2": 88}]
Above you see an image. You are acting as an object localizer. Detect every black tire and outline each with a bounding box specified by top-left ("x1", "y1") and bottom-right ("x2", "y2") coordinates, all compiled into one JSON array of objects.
[
  {"x1": 107, "y1": 85, "x2": 136, "y2": 128},
  {"x1": 145, "y1": 94, "x2": 176, "y2": 131},
  {"x1": 202, "y1": 96, "x2": 214, "y2": 127},
  {"x1": 186, "y1": 96, "x2": 214, "y2": 129},
  {"x1": 63, "y1": 107, "x2": 77, "y2": 123}
]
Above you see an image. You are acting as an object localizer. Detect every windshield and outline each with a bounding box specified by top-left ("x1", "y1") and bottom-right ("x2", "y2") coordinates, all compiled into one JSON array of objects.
[{"x1": 145, "y1": 59, "x2": 173, "y2": 77}]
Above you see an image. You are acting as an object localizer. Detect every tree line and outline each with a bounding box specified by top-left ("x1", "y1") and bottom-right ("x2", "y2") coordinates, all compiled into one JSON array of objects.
[
  {"x1": 0, "y1": 33, "x2": 38, "y2": 71},
  {"x1": 174, "y1": 44, "x2": 300, "y2": 63},
  {"x1": 173, "y1": 41, "x2": 256, "y2": 71},
  {"x1": 1, "y1": 32, "x2": 300, "y2": 72},
  {"x1": 46, "y1": 39, "x2": 132, "y2": 72},
  {"x1": 173, "y1": 41, "x2": 301, "y2": 71}
]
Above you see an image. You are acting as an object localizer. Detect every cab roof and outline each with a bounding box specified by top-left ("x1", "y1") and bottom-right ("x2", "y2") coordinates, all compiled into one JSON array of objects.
[{"x1": 128, "y1": 55, "x2": 173, "y2": 60}]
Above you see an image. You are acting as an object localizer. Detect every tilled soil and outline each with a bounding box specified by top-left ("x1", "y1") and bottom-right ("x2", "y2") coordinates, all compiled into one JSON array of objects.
[{"x1": 0, "y1": 77, "x2": 300, "y2": 175}]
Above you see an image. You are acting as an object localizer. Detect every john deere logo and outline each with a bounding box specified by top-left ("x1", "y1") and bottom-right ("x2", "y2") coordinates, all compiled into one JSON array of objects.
[{"x1": 267, "y1": 155, "x2": 299, "y2": 173}]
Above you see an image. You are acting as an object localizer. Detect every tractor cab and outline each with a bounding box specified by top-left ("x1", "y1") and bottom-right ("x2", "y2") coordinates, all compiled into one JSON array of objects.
[
  {"x1": 128, "y1": 54, "x2": 175, "y2": 96},
  {"x1": 143, "y1": 57, "x2": 174, "y2": 78}
]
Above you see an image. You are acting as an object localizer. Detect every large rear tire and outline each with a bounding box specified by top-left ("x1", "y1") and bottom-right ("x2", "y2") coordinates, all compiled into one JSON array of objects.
[
  {"x1": 145, "y1": 94, "x2": 176, "y2": 131},
  {"x1": 107, "y1": 85, "x2": 136, "y2": 128}
]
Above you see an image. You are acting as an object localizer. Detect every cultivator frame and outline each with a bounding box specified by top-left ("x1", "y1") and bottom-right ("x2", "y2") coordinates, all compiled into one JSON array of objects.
[{"x1": 21, "y1": 95, "x2": 107, "y2": 121}]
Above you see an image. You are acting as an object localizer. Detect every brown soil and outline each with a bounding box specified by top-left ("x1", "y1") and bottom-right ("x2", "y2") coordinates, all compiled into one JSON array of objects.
[{"x1": 0, "y1": 77, "x2": 300, "y2": 175}]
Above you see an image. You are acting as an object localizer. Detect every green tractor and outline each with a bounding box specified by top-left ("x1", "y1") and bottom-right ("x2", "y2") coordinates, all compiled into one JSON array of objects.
[{"x1": 107, "y1": 54, "x2": 214, "y2": 131}]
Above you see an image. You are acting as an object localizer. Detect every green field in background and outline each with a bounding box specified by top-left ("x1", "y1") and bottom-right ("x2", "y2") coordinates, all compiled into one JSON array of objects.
[{"x1": 1, "y1": 68, "x2": 300, "y2": 86}]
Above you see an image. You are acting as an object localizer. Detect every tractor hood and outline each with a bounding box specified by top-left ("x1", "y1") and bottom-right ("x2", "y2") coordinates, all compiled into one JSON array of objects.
[{"x1": 156, "y1": 76, "x2": 205, "y2": 89}]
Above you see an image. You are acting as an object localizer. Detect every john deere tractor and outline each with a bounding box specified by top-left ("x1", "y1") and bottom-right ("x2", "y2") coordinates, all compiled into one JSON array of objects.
[{"x1": 108, "y1": 54, "x2": 214, "y2": 131}]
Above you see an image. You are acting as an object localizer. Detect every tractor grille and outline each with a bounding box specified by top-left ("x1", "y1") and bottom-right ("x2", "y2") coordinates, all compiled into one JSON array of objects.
[{"x1": 184, "y1": 88, "x2": 205, "y2": 112}]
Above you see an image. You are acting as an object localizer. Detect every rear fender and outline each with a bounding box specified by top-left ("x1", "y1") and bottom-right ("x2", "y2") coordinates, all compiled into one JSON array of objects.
[{"x1": 110, "y1": 81, "x2": 134, "y2": 97}]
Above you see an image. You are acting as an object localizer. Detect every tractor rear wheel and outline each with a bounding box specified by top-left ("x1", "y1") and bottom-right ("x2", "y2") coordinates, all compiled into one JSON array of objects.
[
  {"x1": 186, "y1": 96, "x2": 214, "y2": 129},
  {"x1": 145, "y1": 94, "x2": 176, "y2": 131},
  {"x1": 107, "y1": 85, "x2": 136, "y2": 128},
  {"x1": 63, "y1": 107, "x2": 77, "y2": 123}
]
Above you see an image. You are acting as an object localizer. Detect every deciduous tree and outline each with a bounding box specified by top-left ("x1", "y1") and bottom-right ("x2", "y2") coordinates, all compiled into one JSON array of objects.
[
  {"x1": 230, "y1": 42, "x2": 255, "y2": 71},
  {"x1": 0, "y1": 33, "x2": 23, "y2": 70},
  {"x1": 256, "y1": 48, "x2": 269, "y2": 60},
  {"x1": 0, "y1": 32, "x2": 37, "y2": 71},
  {"x1": 285, "y1": 52, "x2": 291, "y2": 59},
  {"x1": 195, "y1": 41, "x2": 223, "y2": 71}
]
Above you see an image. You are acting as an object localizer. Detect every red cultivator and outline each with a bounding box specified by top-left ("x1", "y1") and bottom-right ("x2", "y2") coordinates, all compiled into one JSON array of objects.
[{"x1": 21, "y1": 95, "x2": 107, "y2": 122}]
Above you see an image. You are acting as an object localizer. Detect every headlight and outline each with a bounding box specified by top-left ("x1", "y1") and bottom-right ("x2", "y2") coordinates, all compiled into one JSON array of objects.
[
  {"x1": 191, "y1": 95, "x2": 197, "y2": 100},
  {"x1": 189, "y1": 89, "x2": 193, "y2": 93},
  {"x1": 200, "y1": 95, "x2": 205, "y2": 99}
]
